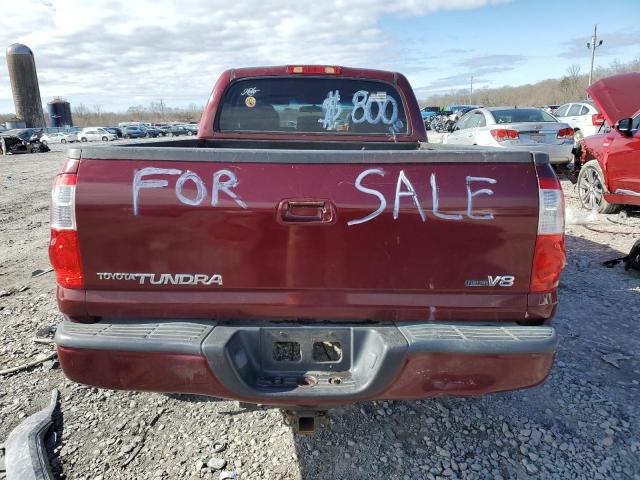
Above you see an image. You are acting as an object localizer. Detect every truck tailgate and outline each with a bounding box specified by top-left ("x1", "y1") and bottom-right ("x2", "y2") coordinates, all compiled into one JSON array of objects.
[{"x1": 72, "y1": 148, "x2": 540, "y2": 321}]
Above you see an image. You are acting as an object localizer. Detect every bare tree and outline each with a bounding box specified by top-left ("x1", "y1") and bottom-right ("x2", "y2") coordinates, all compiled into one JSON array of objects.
[
  {"x1": 420, "y1": 56, "x2": 639, "y2": 108},
  {"x1": 93, "y1": 104, "x2": 103, "y2": 122}
]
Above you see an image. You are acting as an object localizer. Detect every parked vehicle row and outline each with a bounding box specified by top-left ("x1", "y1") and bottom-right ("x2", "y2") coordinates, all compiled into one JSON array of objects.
[
  {"x1": 121, "y1": 125, "x2": 162, "y2": 138},
  {"x1": 436, "y1": 72, "x2": 639, "y2": 213},
  {"x1": 428, "y1": 101, "x2": 607, "y2": 143},
  {"x1": 441, "y1": 106, "x2": 574, "y2": 164},
  {"x1": 420, "y1": 106, "x2": 441, "y2": 123},
  {"x1": 118, "y1": 122, "x2": 199, "y2": 137},
  {"x1": 62, "y1": 123, "x2": 197, "y2": 142},
  {"x1": 156, "y1": 124, "x2": 198, "y2": 136},
  {"x1": 1, "y1": 121, "x2": 200, "y2": 145},
  {"x1": 424, "y1": 107, "x2": 478, "y2": 132}
]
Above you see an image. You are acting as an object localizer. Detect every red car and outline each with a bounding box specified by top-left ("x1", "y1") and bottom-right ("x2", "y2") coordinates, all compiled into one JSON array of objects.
[
  {"x1": 50, "y1": 65, "x2": 565, "y2": 431},
  {"x1": 574, "y1": 72, "x2": 640, "y2": 213}
]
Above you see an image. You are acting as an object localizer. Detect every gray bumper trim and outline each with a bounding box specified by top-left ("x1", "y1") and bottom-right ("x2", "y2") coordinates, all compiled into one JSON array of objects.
[
  {"x1": 398, "y1": 323, "x2": 557, "y2": 354},
  {"x1": 55, "y1": 319, "x2": 215, "y2": 355},
  {"x1": 5, "y1": 389, "x2": 58, "y2": 480},
  {"x1": 55, "y1": 320, "x2": 557, "y2": 356}
]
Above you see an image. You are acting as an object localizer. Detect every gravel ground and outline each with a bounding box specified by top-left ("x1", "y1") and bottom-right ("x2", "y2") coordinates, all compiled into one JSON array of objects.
[{"x1": 1, "y1": 143, "x2": 639, "y2": 480}]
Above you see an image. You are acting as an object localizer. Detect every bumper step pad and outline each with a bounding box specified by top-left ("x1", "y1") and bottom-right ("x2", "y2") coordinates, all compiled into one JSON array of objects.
[{"x1": 400, "y1": 323, "x2": 556, "y2": 353}]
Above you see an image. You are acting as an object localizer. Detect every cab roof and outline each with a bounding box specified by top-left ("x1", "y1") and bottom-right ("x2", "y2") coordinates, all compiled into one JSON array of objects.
[{"x1": 229, "y1": 65, "x2": 399, "y2": 83}]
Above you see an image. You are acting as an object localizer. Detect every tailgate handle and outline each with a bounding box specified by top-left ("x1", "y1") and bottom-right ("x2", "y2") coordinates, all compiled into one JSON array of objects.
[{"x1": 278, "y1": 199, "x2": 336, "y2": 224}]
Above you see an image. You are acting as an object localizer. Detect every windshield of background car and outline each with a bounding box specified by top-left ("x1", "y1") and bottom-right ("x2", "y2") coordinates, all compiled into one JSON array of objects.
[
  {"x1": 217, "y1": 78, "x2": 408, "y2": 135},
  {"x1": 491, "y1": 109, "x2": 557, "y2": 124}
]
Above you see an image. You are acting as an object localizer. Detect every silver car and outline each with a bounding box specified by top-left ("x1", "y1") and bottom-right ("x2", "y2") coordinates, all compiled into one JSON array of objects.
[
  {"x1": 40, "y1": 132, "x2": 77, "y2": 145},
  {"x1": 442, "y1": 107, "x2": 574, "y2": 164}
]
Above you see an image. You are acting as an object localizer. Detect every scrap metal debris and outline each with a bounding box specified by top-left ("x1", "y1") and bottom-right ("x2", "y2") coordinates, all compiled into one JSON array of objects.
[
  {"x1": 219, "y1": 471, "x2": 239, "y2": 480},
  {"x1": 33, "y1": 326, "x2": 56, "y2": 345},
  {"x1": 3, "y1": 389, "x2": 58, "y2": 480},
  {"x1": 30, "y1": 268, "x2": 53, "y2": 278},
  {"x1": 212, "y1": 441, "x2": 227, "y2": 453},
  {"x1": 601, "y1": 353, "x2": 632, "y2": 368}
]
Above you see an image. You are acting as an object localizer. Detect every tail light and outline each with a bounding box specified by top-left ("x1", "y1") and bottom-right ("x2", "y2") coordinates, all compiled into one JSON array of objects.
[
  {"x1": 49, "y1": 174, "x2": 84, "y2": 289},
  {"x1": 490, "y1": 129, "x2": 519, "y2": 142},
  {"x1": 286, "y1": 65, "x2": 342, "y2": 75},
  {"x1": 556, "y1": 127, "x2": 574, "y2": 139},
  {"x1": 591, "y1": 113, "x2": 604, "y2": 126},
  {"x1": 530, "y1": 165, "x2": 566, "y2": 292}
]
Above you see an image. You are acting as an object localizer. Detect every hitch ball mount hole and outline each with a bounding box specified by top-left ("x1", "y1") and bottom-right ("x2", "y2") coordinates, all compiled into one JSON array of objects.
[{"x1": 298, "y1": 375, "x2": 317, "y2": 387}]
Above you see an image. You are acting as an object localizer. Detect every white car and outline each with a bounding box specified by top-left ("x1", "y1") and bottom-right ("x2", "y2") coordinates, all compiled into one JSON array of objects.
[
  {"x1": 40, "y1": 132, "x2": 77, "y2": 145},
  {"x1": 442, "y1": 107, "x2": 574, "y2": 164},
  {"x1": 78, "y1": 127, "x2": 117, "y2": 142},
  {"x1": 553, "y1": 101, "x2": 604, "y2": 140}
]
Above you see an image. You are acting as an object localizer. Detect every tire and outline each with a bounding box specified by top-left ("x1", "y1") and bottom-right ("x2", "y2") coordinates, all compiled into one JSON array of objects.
[
  {"x1": 102, "y1": 136, "x2": 108, "y2": 141},
  {"x1": 41, "y1": 140, "x2": 48, "y2": 146},
  {"x1": 577, "y1": 160, "x2": 618, "y2": 214},
  {"x1": 187, "y1": 131, "x2": 193, "y2": 136},
  {"x1": 81, "y1": 137, "x2": 87, "y2": 142},
  {"x1": 146, "y1": 133, "x2": 150, "y2": 138},
  {"x1": 61, "y1": 139, "x2": 67, "y2": 144}
]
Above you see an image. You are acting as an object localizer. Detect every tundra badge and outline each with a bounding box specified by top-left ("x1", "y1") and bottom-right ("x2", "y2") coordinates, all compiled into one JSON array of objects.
[{"x1": 96, "y1": 272, "x2": 223, "y2": 286}]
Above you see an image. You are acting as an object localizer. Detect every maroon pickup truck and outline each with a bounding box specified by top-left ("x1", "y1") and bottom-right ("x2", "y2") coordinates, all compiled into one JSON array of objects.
[{"x1": 51, "y1": 66, "x2": 565, "y2": 428}]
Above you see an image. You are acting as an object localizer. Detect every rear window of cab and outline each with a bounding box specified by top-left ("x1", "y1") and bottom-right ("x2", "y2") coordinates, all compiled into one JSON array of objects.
[{"x1": 217, "y1": 78, "x2": 408, "y2": 135}]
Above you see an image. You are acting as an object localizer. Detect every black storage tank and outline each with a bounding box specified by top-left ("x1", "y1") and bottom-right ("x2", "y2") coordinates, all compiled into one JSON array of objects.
[{"x1": 47, "y1": 98, "x2": 73, "y2": 127}]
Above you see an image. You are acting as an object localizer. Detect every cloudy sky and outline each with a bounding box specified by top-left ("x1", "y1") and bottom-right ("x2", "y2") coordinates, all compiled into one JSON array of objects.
[{"x1": 1, "y1": 0, "x2": 639, "y2": 113}]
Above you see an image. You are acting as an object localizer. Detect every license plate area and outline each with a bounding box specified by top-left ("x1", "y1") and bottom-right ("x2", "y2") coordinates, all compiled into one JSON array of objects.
[
  {"x1": 260, "y1": 327, "x2": 351, "y2": 374},
  {"x1": 202, "y1": 322, "x2": 409, "y2": 398},
  {"x1": 528, "y1": 133, "x2": 545, "y2": 143}
]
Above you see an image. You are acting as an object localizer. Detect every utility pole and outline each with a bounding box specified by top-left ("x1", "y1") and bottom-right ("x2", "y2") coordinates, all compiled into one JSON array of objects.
[
  {"x1": 469, "y1": 76, "x2": 473, "y2": 105},
  {"x1": 587, "y1": 24, "x2": 603, "y2": 86}
]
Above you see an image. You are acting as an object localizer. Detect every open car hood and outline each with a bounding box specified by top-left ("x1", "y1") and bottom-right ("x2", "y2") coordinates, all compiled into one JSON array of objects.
[{"x1": 587, "y1": 72, "x2": 640, "y2": 125}]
